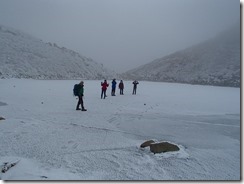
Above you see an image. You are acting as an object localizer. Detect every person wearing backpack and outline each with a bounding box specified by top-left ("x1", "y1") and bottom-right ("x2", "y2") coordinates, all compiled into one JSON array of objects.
[{"x1": 74, "y1": 81, "x2": 87, "y2": 111}]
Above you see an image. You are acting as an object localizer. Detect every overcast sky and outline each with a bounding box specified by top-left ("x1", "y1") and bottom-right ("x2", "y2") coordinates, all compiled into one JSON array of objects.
[{"x1": 0, "y1": 0, "x2": 240, "y2": 73}]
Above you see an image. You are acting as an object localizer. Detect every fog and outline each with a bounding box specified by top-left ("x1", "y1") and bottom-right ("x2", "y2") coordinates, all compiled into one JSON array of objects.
[{"x1": 0, "y1": 0, "x2": 240, "y2": 73}]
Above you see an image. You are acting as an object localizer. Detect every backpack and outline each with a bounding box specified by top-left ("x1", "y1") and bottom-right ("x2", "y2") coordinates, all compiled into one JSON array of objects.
[{"x1": 73, "y1": 84, "x2": 80, "y2": 96}]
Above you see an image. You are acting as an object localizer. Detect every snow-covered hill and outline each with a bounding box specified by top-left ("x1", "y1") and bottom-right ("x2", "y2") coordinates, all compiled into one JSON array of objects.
[
  {"x1": 122, "y1": 24, "x2": 240, "y2": 87},
  {"x1": 0, "y1": 25, "x2": 116, "y2": 80}
]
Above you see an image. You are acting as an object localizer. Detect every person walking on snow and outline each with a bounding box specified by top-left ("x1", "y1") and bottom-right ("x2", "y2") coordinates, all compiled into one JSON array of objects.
[
  {"x1": 76, "y1": 81, "x2": 87, "y2": 111},
  {"x1": 119, "y1": 80, "x2": 124, "y2": 95},
  {"x1": 101, "y1": 80, "x2": 109, "y2": 99},
  {"x1": 111, "y1": 79, "x2": 117, "y2": 96},
  {"x1": 132, "y1": 80, "x2": 139, "y2": 95}
]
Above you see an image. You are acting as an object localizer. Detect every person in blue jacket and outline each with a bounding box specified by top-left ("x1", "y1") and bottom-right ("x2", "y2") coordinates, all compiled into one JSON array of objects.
[{"x1": 111, "y1": 79, "x2": 117, "y2": 96}]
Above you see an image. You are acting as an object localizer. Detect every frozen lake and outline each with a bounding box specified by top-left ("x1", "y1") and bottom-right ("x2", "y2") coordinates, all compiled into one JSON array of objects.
[{"x1": 0, "y1": 79, "x2": 240, "y2": 180}]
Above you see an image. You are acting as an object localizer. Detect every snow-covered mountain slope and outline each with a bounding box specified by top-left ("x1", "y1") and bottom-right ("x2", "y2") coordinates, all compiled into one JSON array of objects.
[
  {"x1": 122, "y1": 24, "x2": 240, "y2": 87},
  {"x1": 0, "y1": 25, "x2": 116, "y2": 80}
]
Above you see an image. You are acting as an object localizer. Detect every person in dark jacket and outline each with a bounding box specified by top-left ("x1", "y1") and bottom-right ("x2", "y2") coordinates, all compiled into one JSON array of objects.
[
  {"x1": 101, "y1": 80, "x2": 109, "y2": 99},
  {"x1": 76, "y1": 81, "x2": 87, "y2": 111},
  {"x1": 132, "y1": 80, "x2": 139, "y2": 95},
  {"x1": 111, "y1": 79, "x2": 117, "y2": 96},
  {"x1": 119, "y1": 80, "x2": 124, "y2": 95}
]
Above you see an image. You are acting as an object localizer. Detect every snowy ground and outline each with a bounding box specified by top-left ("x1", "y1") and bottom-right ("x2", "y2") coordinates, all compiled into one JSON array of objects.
[{"x1": 0, "y1": 79, "x2": 240, "y2": 180}]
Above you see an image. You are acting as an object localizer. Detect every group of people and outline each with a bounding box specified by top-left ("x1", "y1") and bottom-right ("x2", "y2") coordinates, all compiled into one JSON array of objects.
[
  {"x1": 101, "y1": 79, "x2": 139, "y2": 99},
  {"x1": 75, "y1": 80, "x2": 139, "y2": 111},
  {"x1": 101, "y1": 79, "x2": 124, "y2": 98}
]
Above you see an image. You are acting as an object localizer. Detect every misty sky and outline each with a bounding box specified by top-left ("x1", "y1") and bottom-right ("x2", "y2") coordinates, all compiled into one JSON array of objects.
[{"x1": 0, "y1": 0, "x2": 240, "y2": 73}]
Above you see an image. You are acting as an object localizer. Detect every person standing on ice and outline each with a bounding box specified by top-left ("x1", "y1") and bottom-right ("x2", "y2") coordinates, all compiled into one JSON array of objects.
[
  {"x1": 119, "y1": 80, "x2": 124, "y2": 95},
  {"x1": 132, "y1": 80, "x2": 139, "y2": 95},
  {"x1": 76, "y1": 81, "x2": 87, "y2": 111},
  {"x1": 101, "y1": 80, "x2": 109, "y2": 99},
  {"x1": 111, "y1": 79, "x2": 117, "y2": 96}
]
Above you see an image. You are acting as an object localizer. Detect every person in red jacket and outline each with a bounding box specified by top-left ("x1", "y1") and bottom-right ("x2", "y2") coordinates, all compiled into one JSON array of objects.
[
  {"x1": 119, "y1": 80, "x2": 124, "y2": 95},
  {"x1": 101, "y1": 80, "x2": 109, "y2": 99}
]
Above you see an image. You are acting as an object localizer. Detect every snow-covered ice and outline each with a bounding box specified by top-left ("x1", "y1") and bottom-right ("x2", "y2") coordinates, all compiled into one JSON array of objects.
[{"x1": 0, "y1": 79, "x2": 240, "y2": 180}]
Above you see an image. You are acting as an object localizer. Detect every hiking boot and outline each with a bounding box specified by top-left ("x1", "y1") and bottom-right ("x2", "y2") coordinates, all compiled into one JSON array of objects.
[{"x1": 81, "y1": 108, "x2": 87, "y2": 111}]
